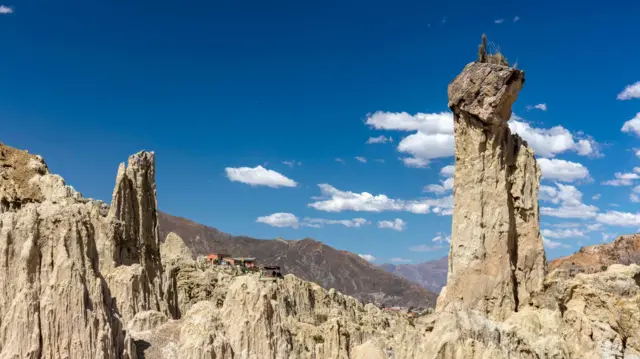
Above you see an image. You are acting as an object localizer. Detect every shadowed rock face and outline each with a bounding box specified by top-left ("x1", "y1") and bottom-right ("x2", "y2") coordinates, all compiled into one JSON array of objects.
[{"x1": 437, "y1": 60, "x2": 547, "y2": 320}]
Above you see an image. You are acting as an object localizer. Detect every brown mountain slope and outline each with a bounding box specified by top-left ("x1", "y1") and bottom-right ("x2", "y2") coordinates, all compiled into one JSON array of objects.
[
  {"x1": 549, "y1": 234, "x2": 640, "y2": 275},
  {"x1": 380, "y1": 256, "x2": 448, "y2": 294},
  {"x1": 157, "y1": 211, "x2": 437, "y2": 308}
]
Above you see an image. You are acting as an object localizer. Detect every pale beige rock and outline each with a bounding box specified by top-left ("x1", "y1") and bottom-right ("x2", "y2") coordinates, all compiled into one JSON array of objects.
[
  {"x1": 438, "y1": 59, "x2": 546, "y2": 320},
  {"x1": 0, "y1": 142, "x2": 176, "y2": 358}
]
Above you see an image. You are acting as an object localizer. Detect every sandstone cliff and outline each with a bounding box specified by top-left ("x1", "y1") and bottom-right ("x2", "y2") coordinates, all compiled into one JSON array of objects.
[{"x1": 550, "y1": 234, "x2": 640, "y2": 275}]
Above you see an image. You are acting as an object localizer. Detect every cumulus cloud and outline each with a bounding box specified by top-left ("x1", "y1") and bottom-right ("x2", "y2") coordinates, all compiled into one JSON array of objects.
[
  {"x1": 509, "y1": 117, "x2": 601, "y2": 158},
  {"x1": 308, "y1": 184, "x2": 453, "y2": 215},
  {"x1": 366, "y1": 111, "x2": 454, "y2": 167},
  {"x1": 539, "y1": 183, "x2": 599, "y2": 219},
  {"x1": 355, "y1": 156, "x2": 367, "y2": 163},
  {"x1": 513, "y1": 16, "x2": 520, "y2": 22},
  {"x1": 631, "y1": 194, "x2": 640, "y2": 203},
  {"x1": 538, "y1": 158, "x2": 590, "y2": 182},
  {"x1": 495, "y1": 18, "x2": 504, "y2": 24},
  {"x1": 592, "y1": 194, "x2": 601, "y2": 201},
  {"x1": 391, "y1": 258, "x2": 412, "y2": 263},
  {"x1": 408, "y1": 244, "x2": 445, "y2": 252},
  {"x1": 367, "y1": 135, "x2": 393, "y2": 144},
  {"x1": 543, "y1": 237, "x2": 569, "y2": 249},
  {"x1": 636, "y1": 149, "x2": 640, "y2": 158},
  {"x1": 365, "y1": 112, "x2": 600, "y2": 167},
  {"x1": 226, "y1": 166, "x2": 297, "y2": 188},
  {"x1": 256, "y1": 213, "x2": 300, "y2": 228},
  {"x1": 622, "y1": 113, "x2": 640, "y2": 137},
  {"x1": 602, "y1": 171, "x2": 640, "y2": 186},
  {"x1": 596, "y1": 211, "x2": 640, "y2": 227},
  {"x1": 526, "y1": 103, "x2": 548, "y2": 111},
  {"x1": 617, "y1": 82, "x2": 640, "y2": 100},
  {"x1": 440, "y1": 165, "x2": 455, "y2": 177},
  {"x1": 423, "y1": 177, "x2": 454, "y2": 194},
  {"x1": 257, "y1": 213, "x2": 371, "y2": 229},
  {"x1": 0, "y1": 5, "x2": 12, "y2": 14},
  {"x1": 377, "y1": 218, "x2": 407, "y2": 231},
  {"x1": 359, "y1": 254, "x2": 376, "y2": 262},
  {"x1": 541, "y1": 228, "x2": 585, "y2": 239},
  {"x1": 335, "y1": 158, "x2": 345, "y2": 164},
  {"x1": 432, "y1": 233, "x2": 451, "y2": 244}
]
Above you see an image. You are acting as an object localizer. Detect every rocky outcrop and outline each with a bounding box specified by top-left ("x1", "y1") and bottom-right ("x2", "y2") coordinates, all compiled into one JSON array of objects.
[
  {"x1": 437, "y1": 50, "x2": 547, "y2": 320},
  {"x1": 550, "y1": 234, "x2": 640, "y2": 275},
  {"x1": 0, "y1": 142, "x2": 176, "y2": 358}
]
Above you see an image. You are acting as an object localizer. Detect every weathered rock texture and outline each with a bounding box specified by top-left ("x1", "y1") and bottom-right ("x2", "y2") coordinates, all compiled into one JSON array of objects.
[
  {"x1": 0, "y1": 142, "x2": 175, "y2": 358},
  {"x1": 437, "y1": 57, "x2": 547, "y2": 320}
]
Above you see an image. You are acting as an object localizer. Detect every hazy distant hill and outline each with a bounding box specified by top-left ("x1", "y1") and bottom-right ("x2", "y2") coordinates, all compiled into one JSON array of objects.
[{"x1": 380, "y1": 256, "x2": 448, "y2": 294}]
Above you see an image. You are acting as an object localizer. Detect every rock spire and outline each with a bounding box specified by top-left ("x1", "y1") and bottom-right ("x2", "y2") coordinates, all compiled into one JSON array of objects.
[{"x1": 437, "y1": 36, "x2": 547, "y2": 320}]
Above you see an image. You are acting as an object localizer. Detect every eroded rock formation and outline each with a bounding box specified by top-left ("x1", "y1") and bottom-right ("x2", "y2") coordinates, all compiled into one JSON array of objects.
[
  {"x1": 437, "y1": 49, "x2": 547, "y2": 320},
  {"x1": 0, "y1": 142, "x2": 175, "y2": 358}
]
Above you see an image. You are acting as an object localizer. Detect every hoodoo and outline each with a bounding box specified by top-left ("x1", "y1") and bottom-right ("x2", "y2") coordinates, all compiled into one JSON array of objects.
[{"x1": 437, "y1": 35, "x2": 547, "y2": 320}]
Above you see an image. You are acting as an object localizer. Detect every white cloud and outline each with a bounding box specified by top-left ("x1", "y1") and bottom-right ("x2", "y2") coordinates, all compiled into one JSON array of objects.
[
  {"x1": 366, "y1": 111, "x2": 454, "y2": 167},
  {"x1": 602, "y1": 233, "x2": 616, "y2": 242},
  {"x1": 602, "y1": 172, "x2": 640, "y2": 186},
  {"x1": 226, "y1": 166, "x2": 297, "y2": 188},
  {"x1": 526, "y1": 103, "x2": 548, "y2": 111},
  {"x1": 355, "y1": 156, "x2": 367, "y2": 163},
  {"x1": 282, "y1": 160, "x2": 301, "y2": 167},
  {"x1": 303, "y1": 217, "x2": 370, "y2": 228},
  {"x1": 539, "y1": 183, "x2": 599, "y2": 219},
  {"x1": 374, "y1": 159, "x2": 385, "y2": 163},
  {"x1": 359, "y1": 254, "x2": 376, "y2": 262},
  {"x1": 622, "y1": 113, "x2": 640, "y2": 137},
  {"x1": 513, "y1": 16, "x2": 520, "y2": 22},
  {"x1": 423, "y1": 177, "x2": 454, "y2": 194},
  {"x1": 367, "y1": 135, "x2": 393, "y2": 144},
  {"x1": 631, "y1": 194, "x2": 640, "y2": 203},
  {"x1": 335, "y1": 158, "x2": 345, "y2": 164},
  {"x1": 592, "y1": 194, "x2": 601, "y2": 201},
  {"x1": 440, "y1": 165, "x2": 455, "y2": 177},
  {"x1": 401, "y1": 157, "x2": 430, "y2": 168},
  {"x1": 257, "y1": 213, "x2": 371, "y2": 229},
  {"x1": 538, "y1": 158, "x2": 590, "y2": 182},
  {"x1": 596, "y1": 211, "x2": 640, "y2": 227},
  {"x1": 308, "y1": 184, "x2": 453, "y2": 214},
  {"x1": 509, "y1": 117, "x2": 601, "y2": 158},
  {"x1": 495, "y1": 19, "x2": 504, "y2": 24},
  {"x1": 0, "y1": 5, "x2": 12, "y2": 14},
  {"x1": 377, "y1": 218, "x2": 406, "y2": 231},
  {"x1": 543, "y1": 237, "x2": 569, "y2": 249},
  {"x1": 432, "y1": 233, "x2": 451, "y2": 244},
  {"x1": 391, "y1": 258, "x2": 412, "y2": 263},
  {"x1": 617, "y1": 82, "x2": 640, "y2": 100},
  {"x1": 636, "y1": 149, "x2": 640, "y2": 158},
  {"x1": 541, "y1": 228, "x2": 585, "y2": 239},
  {"x1": 408, "y1": 244, "x2": 444, "y2": 252},
  {"x1": 257, "y1": 213, "x2": 299, "y2": 228}
]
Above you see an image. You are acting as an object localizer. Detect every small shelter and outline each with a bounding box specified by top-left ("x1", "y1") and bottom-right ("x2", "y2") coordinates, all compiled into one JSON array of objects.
[
  {"x1": 206, "y1": 253, "x2": 231, "y2": 265},
  {"x1": 233, "y1": 257, "x2": 257, "y2": 268}
]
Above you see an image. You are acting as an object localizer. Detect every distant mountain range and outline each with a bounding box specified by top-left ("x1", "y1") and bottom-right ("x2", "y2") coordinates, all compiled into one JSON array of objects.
[
  {"x1": 380, "y1": 256, "x2": 449, "y2": 294},
  {"x1": 157, "y1": 211, "x2": 437, "y2": 308}
]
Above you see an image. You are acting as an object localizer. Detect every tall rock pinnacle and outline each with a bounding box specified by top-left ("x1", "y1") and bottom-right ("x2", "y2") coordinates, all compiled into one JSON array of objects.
[{"x1": 437, "y1": 36, "x2": 547, "y2": 320}]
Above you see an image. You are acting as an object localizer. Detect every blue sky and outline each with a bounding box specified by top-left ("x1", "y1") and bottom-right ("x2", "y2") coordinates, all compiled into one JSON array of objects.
[{"x1": 2, "y1": 0, "x2": 640, "y2": 265}]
